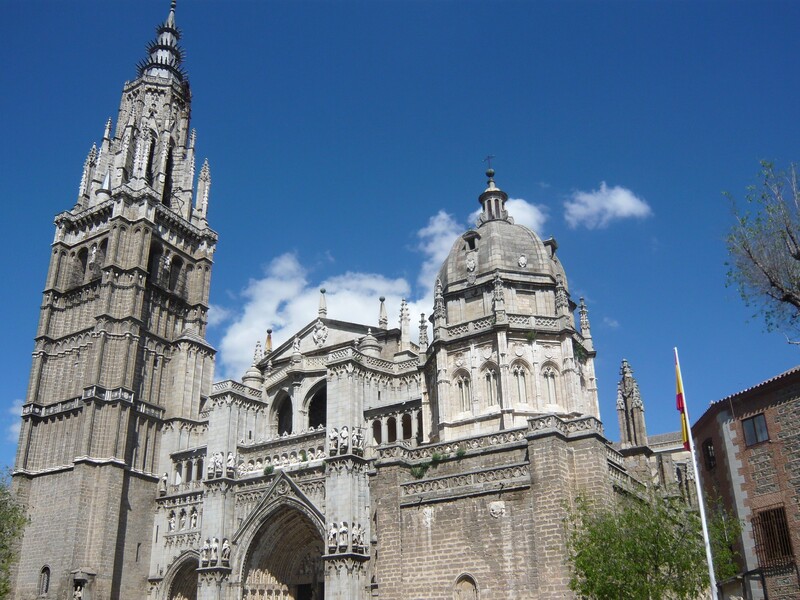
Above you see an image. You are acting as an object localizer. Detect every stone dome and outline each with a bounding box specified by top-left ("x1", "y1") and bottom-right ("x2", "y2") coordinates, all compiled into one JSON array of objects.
[{"x1": 437, "y1": 217, "x2": 568, "y2": 290}]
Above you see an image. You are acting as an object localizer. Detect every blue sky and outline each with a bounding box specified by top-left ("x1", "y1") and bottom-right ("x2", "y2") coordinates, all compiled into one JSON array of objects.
[{"x1": 2, "y1": 0, "x2": 799, "y2": 469}]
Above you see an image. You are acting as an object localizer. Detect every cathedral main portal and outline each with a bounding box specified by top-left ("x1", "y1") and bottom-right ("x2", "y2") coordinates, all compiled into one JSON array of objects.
[{"x1": 242, "y1": 506, "x2": 324, "y2": 600}]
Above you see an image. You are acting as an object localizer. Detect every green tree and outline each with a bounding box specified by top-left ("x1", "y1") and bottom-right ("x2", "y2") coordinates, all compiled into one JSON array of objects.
[
  {"x1": 726, "y1": 161, "x2": 800, "y2": 338},
  {"x1": 0, "y1": 470, "x2": 26, "y2": 599},
  {"x1": 566, "y1": 493, "x2": 740, "y2": 600}
]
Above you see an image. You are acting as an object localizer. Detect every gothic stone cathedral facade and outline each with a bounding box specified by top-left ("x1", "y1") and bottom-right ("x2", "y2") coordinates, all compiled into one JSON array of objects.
[{"x1": 10, "y1": 5, "x2": 685, "y2": 600}]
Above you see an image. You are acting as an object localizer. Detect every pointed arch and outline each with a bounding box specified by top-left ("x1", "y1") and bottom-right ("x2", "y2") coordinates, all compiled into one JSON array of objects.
[
  {"x1": 510, "y1": 360, "x2": 530, "y2": 405},
  {"x1": 541, "y1": 362, "x2": 560, "y2": 407},
  {"x1": 271, "y1": 390, "x2": 293, "y2": 437},
  {"x1": 480, "y1": 362, "x2": 500, "y2": 407},
  {"x1": 234, "y1": 476, "x2": 326, "y2": 600},
  {"x1": 453, "y1": 369, "x2": 472, "y2": 413},
  {"x1": 161, "y1": 550, "x2": 199, "y2": 600},
  {"x1": 304, "y1": 380, "x2": 327, "y2": 429}
]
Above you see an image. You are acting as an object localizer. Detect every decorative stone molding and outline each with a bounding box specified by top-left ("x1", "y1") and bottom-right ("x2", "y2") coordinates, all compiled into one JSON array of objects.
[
  {"x1": 376, "y1": 428, "x2": 528, "y2": 463},
  {"x1": 323, "y1": 555, "x2": 367, "y2": 576},
  {"x1": 400, "y1": 463, "x2": 530, "y2": 505},
  {"x1": 526, "y1": 414, "x2": 604, "y2": 440}
]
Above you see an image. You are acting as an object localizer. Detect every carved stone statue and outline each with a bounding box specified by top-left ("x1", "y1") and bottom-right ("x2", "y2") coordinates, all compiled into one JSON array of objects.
[
  {"x1": 179, "y1": 511, "x2": 187, "y2": 530},
  {"x1": 190, "y1": 509, "x2": 198, "y2": 529},
  {"x1": 328, "y1": 522, "x2": 338, "y2": 550},
  {"x1": 168, "y1": 513, "x2": 176, "y2": 532},
  {"x1": 210, "y1": 537, "x2": 219, "y2": 562},
  {"x1": 339, "y1": 426, "x2": 349, "y2": 454},
  {"x1": 338, "y1": 522, "x2": 349, "y2": 549},
  {"x1": 329, "y1": 428, "x2": 339, "y2": 455},
  {"x1": 73, "y1": 584, "x2": 83, "y2": 599},
  {"x1": 158, "y1": 472, "x2": 168, "y2": 496},
  {"x1": 226, "y1": 452, "x2": 236, "y2": 476},
  {"x1": 352, "y1": 428, "x2": 364, "y2": 454},
  {"x1": 292, "y1": 336, "x2": 301, "y2": 353},
  {"x1": 221, "y1": 538, "x2": 231, "y2": 563},
  {"x1": 351, "y1": 522, "x2": 365, "y2": 550},
  {"x1": 214, "y1": 452, "x2": 223, "y2": 476},
  {"x1": 201, "y1": 539, "x2": 210, "y2": 564}
]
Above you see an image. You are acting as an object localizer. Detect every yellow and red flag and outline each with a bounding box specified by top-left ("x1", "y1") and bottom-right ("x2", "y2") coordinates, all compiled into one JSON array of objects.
[{"x1": 675, "y1": 350, "x2": 690, "y2": 450}]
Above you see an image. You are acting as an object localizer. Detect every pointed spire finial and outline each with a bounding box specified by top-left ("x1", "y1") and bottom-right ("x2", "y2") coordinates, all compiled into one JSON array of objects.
[
  {"x1": 253, "y1": 340, "x2": 263, "y2": 365},
  {"x1": 265, "y1": 329, "x2": 273, "y2": 353},
  {"x1": 137, "y1": 0, "x2": 186, "y2": 82},
  {"x1": 378, "y1": 296, "x2": 388, "y2": 329},
  {"x1": 319, "y1": 288, "x2": 327, "y2": 318}
]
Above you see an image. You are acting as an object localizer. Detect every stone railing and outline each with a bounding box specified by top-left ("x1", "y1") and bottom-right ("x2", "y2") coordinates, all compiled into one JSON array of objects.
[
  {"x1": 376, "y1": 427, "x2": 528, "y2": 462},
  {"x1": 527, "y1": 414, "x2": 604, "y2": 438},
  {"x1": 212, "y1": 380, "x2": 262, "y2": 399},
  {"x1": 400, "y1": 463, "x2": 530, "y2": 505},
  {"x1": 22, "y1": 396, "x2": 83, "y2": 418},
  {"x1": 237, "y1": 430, "x2": 327, "y2": 478}
]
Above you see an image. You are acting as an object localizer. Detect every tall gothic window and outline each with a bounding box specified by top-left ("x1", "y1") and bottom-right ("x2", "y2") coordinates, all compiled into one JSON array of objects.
[
  {"x1": 39, "y1": 567, "x2": 50, "y2": 595},
  {"x1": 512, "y1": 365, "x2": 528, "y2": 404},
  {"x1": 542, "y1": 366, "x2": 558, "y2": 406},
  {"x1": 455, "y1": 373, "x2": 471, "y2": 412},
  {"x1": 484, "y1": 368, "x2": 498, "y2": 406}
]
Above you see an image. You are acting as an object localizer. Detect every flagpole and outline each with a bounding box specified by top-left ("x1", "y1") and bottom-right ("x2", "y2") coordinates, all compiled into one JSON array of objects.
[{"x1": 675, "y1": 347, "x2": 718, "y2": 599}]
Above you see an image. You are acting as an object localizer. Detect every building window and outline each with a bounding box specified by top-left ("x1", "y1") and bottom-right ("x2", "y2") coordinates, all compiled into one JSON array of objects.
[
  {"x1": 456, "y1": 374, "x2": 471, "y2": 412},
  {"x1": 752, "y1": 506, "x2": 794, "y2": 568},
  {"x1": 742, "y1": 413, "x2": 769, "y2": 446},
  {"x1": 484, "y1": 369, "x2": 498, "y2": 406},
  {"x1": 512, "y1": 365, "x2": 528, "y2": 404},
  {"x1": 702, "y1": 439, "x2": 716, "y2": 469},
  {"x1": 39, "y1": 566, "x2": 50, "y2": 595}
]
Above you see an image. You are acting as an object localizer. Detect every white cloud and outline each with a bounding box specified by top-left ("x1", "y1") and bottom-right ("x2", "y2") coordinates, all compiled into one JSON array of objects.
[
  {"x1": 6, "y1": 399, "x2": 23, "y2": 443},
  {"x1": 207, "y1": 304, "x2": 232, "y2": 327},
  {"x1": 564, "y1": 182, "x2": 652, "y2": 229},
  {"x1": 506, "y1": 198, "x2": 548, "y2": 233},
  {"x1": 603, "y1": 317, "x2": 620, "y2": 329},
  {"x1": 416, "y1": 210, "x2": 463, "y2": 293}
]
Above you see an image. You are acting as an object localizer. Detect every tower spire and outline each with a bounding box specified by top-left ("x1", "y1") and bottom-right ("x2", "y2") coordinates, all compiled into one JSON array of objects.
[{"x1": 137, "y1": 0, "x2": 186, "y2": 82}]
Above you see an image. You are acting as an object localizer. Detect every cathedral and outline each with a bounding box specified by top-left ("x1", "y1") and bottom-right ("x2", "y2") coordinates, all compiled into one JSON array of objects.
[{"x1": 10, "y1": 4, "x2": 688, "y2": 600}]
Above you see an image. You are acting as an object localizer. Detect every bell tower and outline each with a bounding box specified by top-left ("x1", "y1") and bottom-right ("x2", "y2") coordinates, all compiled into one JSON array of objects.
[{"x1": 12, "y1": 3, "x2": 217, "y2": 598}]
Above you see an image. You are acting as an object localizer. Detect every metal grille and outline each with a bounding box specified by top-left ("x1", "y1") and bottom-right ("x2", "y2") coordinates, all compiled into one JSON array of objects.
[{"x1": 753, "y1": 505, "x2": 795, "y2": 568}]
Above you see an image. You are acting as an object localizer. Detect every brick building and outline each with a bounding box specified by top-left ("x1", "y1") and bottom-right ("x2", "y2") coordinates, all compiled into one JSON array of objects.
[
  {"x1": 693, "y1": 366, "x2": 800, "y2": 600},
  {"x1": 10, "y1": 4, "x2": 687, "y2": 599}
]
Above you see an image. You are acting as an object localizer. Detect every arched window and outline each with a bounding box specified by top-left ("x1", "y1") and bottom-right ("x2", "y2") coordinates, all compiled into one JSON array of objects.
[
  {"x1": 39, "y1": 566, "x2": 50, "y2": 595},
  {"x1": 307, "y1": 384, "x2": 327, "y2": 429},
  {"x1": 275, "y1": 394, "x2": 293, "y2": 436},
  {"x1": 144, "y1": 131, "x2": 157, "y2": 186},
  {"x1": 483, "y1": 366, "x2": 498, "y2": 406},
  {"x1": 162, "y1": 142, "x2": 175, "y2": 206},
  {"x1": 387, "y1": 417, "x2": 397, "y2": 443},
  {"x1": 372, "y1": 420, "x2": 382, "y2": 445},
  {"x1": 73, "y1": 247, "x2": 89, "y2": 287},
  {"x1": 168, "y1": 256, "x2": 184, "y2": 294},
  {"x1": 147, "y1": 242, "x2": 163, "y2": 286},
  {"x1": 512, "y1": 364, "x2": 528, "y2": 404},
  {"x1": 542, "y1": 366, "x2": 558, "y2": 406},
  {"x1": 401, "y1": 413, "x2": 412, "y2": 440},
  {"x1": 455, "y1": 372, "x2": 471, "y2": 412},
  {"x1": 454, "y1": 574, "x2": 478, "y2": 599}
]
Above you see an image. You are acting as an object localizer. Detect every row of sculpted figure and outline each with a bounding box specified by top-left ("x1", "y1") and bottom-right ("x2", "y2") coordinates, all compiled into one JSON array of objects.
[
  {"x1": 326, "y1": 521, "x2": 366, "y2": 554},
  {"x1": 328, "y1": 426, "x2": 365, "y2": 456},
  {"x1": 200, "y1": 536, "x2": 231, "y2": 566}
]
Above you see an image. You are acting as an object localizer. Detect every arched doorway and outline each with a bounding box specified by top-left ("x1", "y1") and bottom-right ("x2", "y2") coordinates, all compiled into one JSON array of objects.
[
  {"x1": 168, "y1": 556, "x2": 198, "y2": 600},
  {"x1": 241, "y1": 506, "x2": 324, "y2": 600}
]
